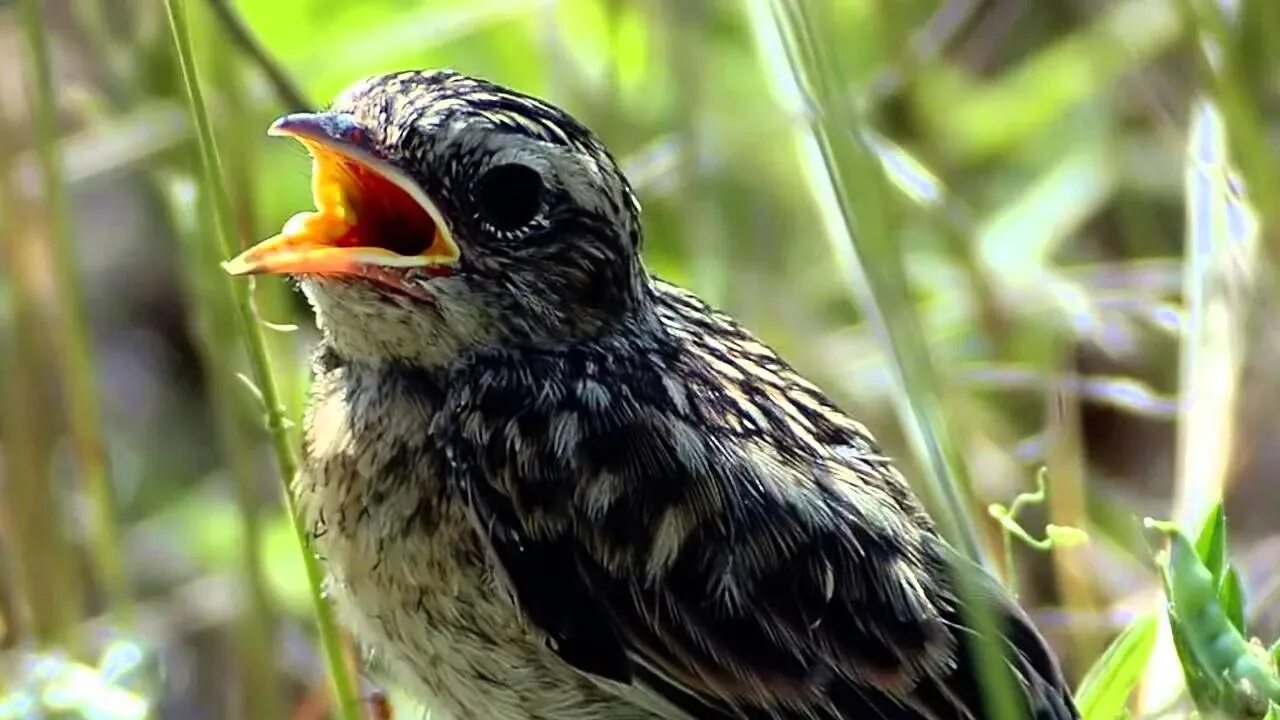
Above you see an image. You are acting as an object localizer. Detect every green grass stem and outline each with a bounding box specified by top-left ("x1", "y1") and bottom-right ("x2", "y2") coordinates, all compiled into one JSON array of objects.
[
  {"x1": 167, "y1": 173, "x2": 285, "y2": 720},
  {"x1": 162, "y1": 1, "x2": 361, "y2": 717},
  {"x1": 0, "y1": 98, "x2": 85, "y2": 653}
]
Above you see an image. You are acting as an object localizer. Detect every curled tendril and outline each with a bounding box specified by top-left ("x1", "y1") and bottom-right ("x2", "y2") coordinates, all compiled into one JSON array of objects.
[{"x1": 987, "y1": 467, "x2": 1089, "y2": 594}]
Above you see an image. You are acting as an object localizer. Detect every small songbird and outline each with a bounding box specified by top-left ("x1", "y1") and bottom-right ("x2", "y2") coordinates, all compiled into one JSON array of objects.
[{"x1": 225, "y1": 70, "x2": 1078, "y2": 720}]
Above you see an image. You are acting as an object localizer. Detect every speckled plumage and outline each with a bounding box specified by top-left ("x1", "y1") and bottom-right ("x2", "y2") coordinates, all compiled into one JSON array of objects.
[
  {"x1": 279, "y1": 70, "x2": 1079, "y2": 720},
  {"x1": 299, "y1": 351, "x2": 670, "y2": 720}
]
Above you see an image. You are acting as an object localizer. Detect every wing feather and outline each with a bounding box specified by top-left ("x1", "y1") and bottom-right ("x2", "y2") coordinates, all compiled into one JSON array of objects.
[{"x1": 436, "y1": 286, "x2": 1077, "y2": 720}]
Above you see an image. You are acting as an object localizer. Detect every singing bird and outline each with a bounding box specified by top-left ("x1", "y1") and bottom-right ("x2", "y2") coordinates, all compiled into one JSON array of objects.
[{"x1": 225, "y1": 70, "x2": 1078, "y2": 720}]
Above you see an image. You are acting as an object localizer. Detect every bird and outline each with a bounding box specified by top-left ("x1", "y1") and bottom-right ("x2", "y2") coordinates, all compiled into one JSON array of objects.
[{"x1": 224, "y1": 69, "x2": 1079, "y2": 720}]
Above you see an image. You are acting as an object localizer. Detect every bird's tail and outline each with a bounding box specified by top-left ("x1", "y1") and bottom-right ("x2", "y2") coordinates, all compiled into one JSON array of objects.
[{"x1": 936, "y1": 543, "x2": 1080, "y2": 720}]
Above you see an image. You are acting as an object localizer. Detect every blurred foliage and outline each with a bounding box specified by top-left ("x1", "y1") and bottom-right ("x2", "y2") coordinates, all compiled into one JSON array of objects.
[
  {"x1": 0, "y1": 640, "x2": 157, "y2": 720},
  {"x1": 0, "y1": 0, "x2": 1279, "y2": 717}
]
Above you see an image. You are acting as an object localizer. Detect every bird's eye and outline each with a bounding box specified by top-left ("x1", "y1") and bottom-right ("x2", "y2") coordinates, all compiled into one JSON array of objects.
[{"x1": 475, "y1": 163, "x2": 544, "y2": 232}]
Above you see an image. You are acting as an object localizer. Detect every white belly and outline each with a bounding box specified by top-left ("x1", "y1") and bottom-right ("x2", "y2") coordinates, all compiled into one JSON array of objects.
[
  {"x1": 313, "y1": 489, "x2": 649, "y2": 720},
  {"x1": 297, "y1": 363, "x2": 665, "y2": 720}
]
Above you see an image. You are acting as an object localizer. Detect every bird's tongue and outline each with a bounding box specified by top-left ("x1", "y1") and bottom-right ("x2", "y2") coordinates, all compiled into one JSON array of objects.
[
  {"x1": 280, "y1": 210, "x2": 354, "y2": 247},
  {"x1": 271, "y1": 171, "x2": 364, "y2": 252}
]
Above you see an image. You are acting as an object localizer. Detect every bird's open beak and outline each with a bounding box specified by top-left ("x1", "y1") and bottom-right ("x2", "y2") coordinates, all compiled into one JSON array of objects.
[{"x1": 222, "y1": 112, "x2": 459, "y2": 281}]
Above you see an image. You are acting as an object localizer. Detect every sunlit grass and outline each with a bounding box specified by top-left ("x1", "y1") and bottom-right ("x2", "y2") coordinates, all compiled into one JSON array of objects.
[
  {"x1": 194, "y1": 7, "x2": 289, "y2": 717},
  {"x1": 746, "y1": 0, "x2": 982, "y2": 559}
]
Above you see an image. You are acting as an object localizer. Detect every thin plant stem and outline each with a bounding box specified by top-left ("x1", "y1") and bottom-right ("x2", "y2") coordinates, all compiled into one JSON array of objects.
[
  {"x1": 163, "y1": 2, "x2": 361, "y2": 718},
  {"x1": 0, "y1": 103, "x2": 84, "y2": 653},
  {"x1": 1003, "y1": 530, "x2": 1017, "y2": 597},
  {"x1": 201, "y1": 0, "x2": 307, "y2": 410},
  {"x1": 746, "y1": 2, "x2": 1025, "y2": 717},
  {"x1": 67, "y1": 0, "x2": 138, "y2": 108},
  {"x1": 18, "y1": 0, "x2": 132, "y2": 623},
  {"x1": 191, "y1": 5, "x2": 286, "y2": 714},
  {"x1": 1138, "y1": 97, "x2": 1261, "y2": 715},
  {"x1": 167, "y1": 174, "x2": 284, "y2": 720},
  {"x1": 752, "y1": 0, "x2": 981, "y2": 565},
  {"x1": 1045, "y1": 387, "x2": 1101, "y2": 666},
  {"x1": 0, "y1": 250, "x2": 84, "y2": 652}
]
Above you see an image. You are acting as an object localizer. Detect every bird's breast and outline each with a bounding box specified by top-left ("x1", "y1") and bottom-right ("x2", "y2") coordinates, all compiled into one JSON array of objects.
[{"x1": 296, "y1": 359, "x2": 658, "y2": 720}]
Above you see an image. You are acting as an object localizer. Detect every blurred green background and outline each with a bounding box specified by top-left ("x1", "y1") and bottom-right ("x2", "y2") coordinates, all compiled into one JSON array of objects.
[{"x1": 1, "y1": 0, "x2": 1278, "y2": 718}]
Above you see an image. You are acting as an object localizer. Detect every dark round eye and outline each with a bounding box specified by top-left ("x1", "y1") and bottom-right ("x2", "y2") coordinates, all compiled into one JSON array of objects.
[{"x1": 475, "y1": 163, "x2": 544, "y2": 232}]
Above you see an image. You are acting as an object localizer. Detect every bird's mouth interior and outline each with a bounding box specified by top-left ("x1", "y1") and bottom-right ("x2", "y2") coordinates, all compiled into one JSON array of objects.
[
  {"x1": 291, "y1": 143, "x2": 445, "y2": 256},
  {"x1": 223, "y1": 121, "x2": 459, "y2": 283}
]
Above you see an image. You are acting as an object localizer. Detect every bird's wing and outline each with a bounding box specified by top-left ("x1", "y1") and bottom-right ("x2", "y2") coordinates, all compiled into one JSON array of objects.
[{"x1": 437, "y1": 286, "x2": 1076, "y2": 720}]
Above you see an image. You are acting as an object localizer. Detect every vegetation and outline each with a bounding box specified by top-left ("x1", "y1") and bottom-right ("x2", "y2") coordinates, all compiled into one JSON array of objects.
[{"x1": 1, "y1": 0, "x2": 1278, "y2": 717}]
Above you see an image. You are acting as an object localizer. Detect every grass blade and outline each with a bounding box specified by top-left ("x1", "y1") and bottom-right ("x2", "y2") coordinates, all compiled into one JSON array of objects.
[
  {"x1": 1182, "y1": 0, "x2": 1280, "y2": 231},
  {"x1": 1139, "y1": 95, "x2": 1261, "y2": 716},
  {"x1": 745, "y1": 0, "x2": 980, "y2": 562},
  {"x1": 744, "y1": 2, "x2": 1025, "y2": 717},
  {"x1": 204, "y1": 0, "x2": 312, "y2": 112},
  {"x1": 1074, "y1": 613, "x2": 1158, "y2": 720},
  {"x1": 162, "y1": 1, "x2": 361, "y2": 717},
  {"x1": 165, "y1": 173, "x2": 286, "y2": 720},
  {"x1": 0, "y1": 104, "x2": 85, "y2": 654},
  {"x1": 1173, "y1": 99, "x2": 1258, "y2": 527}
]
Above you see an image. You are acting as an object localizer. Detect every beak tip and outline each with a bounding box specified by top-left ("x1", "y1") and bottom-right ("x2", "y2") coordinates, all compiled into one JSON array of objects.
[
  {"x1": 268, "y1": 112, "x2": 367, "y2": 145},
  {"x1": 266, "y1": 117, "x2": 295, "y2": 138},
  {"x1": 267, "y1": 112, "x2": 318, "y2": 138},
  {"x1": 222, "y1": 257, "x2": 255, "y2": 276}
]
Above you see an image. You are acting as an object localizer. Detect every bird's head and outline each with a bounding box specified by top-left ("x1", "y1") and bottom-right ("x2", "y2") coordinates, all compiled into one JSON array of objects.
[{"x1": 225, "y1": 70, "x2": 649, "y2": 366}]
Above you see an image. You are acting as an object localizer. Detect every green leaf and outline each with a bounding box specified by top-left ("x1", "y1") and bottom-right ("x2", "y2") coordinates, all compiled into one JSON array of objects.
[
  {"x1": 1195, "y1": 503, "x2": 1227, "y2": 584},
  {"x1": 1156, "y1": 523, "x2": 1280, "y2": 714},
  {"x1": 1074, "y1": 613, "x2": 1159, "y2": 720},
  {"x1": 1168, "y1": 613, "x2": 1225, "y2": 711},
  {"x1": 1220, "y1": 565, "x2": 1246, "y2": 634}
]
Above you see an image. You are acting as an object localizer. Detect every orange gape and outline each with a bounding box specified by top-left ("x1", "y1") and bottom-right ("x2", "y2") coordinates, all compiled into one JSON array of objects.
[
  {"x1": 278, "y1": 140, "x2": 440, "y2": 257},
  {"x1": 223, "y1": 134, "x2": 456, "y2": 284}
]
